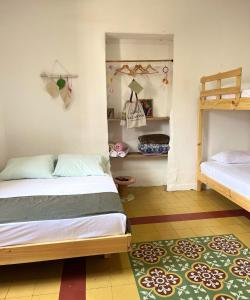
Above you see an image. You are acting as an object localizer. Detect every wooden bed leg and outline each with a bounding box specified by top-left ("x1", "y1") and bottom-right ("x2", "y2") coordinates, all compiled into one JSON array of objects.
[
  {"x1": 104, "y1": 254, "x2": 111, "y2": 259},
  {"x1": 197, "y1": 180, "x2": 202, "y2": 192}
]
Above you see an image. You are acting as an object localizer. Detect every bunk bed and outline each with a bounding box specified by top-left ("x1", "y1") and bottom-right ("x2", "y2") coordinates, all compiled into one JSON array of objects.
[{"x1": 196, "y1": 67, "x2": 250, "y2": 212}]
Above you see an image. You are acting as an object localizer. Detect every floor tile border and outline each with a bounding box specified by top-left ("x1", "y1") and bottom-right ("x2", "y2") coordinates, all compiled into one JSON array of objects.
[
  {"x1": 129, "y1": 209, "x2": 249, "y2": 225},
  {"x1": 59, "y1": 257, "x2": 86, "y2": 300}
]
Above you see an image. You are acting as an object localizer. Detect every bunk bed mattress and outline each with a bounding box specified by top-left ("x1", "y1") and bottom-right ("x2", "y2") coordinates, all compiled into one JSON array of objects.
[
  {"x1": 0, "y1": 176, "x2": 127, "y2": 247},
  {"x1": 200, "y1": 161, "x2": 250, "y2": 199}
]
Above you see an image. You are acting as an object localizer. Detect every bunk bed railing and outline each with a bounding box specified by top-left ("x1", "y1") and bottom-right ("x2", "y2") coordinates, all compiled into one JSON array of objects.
[{"x1": 200, "y1": 67, "x2": 243, "y2": 109}]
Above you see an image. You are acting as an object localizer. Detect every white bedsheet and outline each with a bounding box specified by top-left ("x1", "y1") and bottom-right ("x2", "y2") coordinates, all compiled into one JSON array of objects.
[
  {"x1": 0, "y1": 176, "x2": 117, "y2": 198},
  {"x1": 200, "y1": 161, "x2": 250, "y2": 199},
  {"x1": 0, "y1": 176, "x2": 126, "y2": 247}
]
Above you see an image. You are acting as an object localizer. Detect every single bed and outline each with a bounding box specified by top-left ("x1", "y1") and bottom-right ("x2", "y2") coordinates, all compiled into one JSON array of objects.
[
  {"x1": 0, "y1": 175, "x2": 131, "y2": 265},
  {"x1": 201, "y1": 161, "x2": 250, "y2": 199}
]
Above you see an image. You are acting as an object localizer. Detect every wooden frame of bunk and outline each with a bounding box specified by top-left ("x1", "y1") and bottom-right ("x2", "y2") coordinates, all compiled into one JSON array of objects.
[
  {"x1": 0, "y1": 234, "x2": 132, "y2": 265},
  {"x1": 197, "y1": 67, "x2": 250, "y2": 212}
]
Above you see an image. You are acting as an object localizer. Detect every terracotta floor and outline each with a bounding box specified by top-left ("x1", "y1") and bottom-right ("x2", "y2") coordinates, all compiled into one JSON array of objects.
[{"x1": 0, "y1": 187, "x2": 249, "y2": 300}]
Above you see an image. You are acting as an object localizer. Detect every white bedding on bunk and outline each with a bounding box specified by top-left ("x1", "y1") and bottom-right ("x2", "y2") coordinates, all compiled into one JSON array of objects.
[
  {"x1": 241, "y1": 89, "x2": 250, "y2": 98},
  {"x1": 200, "y1": 161, "x2": 250, "y2": 199},
  {"x1": 0, "y1": 176, "x2": 127, "y2": 247}
]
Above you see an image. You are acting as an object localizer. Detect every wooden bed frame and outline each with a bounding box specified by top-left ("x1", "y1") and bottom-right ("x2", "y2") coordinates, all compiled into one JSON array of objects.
[
  {"x1": 197, "y1": 67, "x2": 250, "y2": 212},
  {"x1": 0, "y1": 233, "x2": 132, "y2": 265}
]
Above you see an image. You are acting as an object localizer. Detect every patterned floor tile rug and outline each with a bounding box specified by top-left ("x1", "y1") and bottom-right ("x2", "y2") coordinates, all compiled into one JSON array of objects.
[{"x1": 129, "y1": 235, "x2": 249, "y2": 300}]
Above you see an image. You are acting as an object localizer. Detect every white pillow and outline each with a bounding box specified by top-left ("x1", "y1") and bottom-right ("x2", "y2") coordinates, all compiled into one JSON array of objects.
[
  {"x1": 0, "y1": 155, "x2": 55, "y2": 181},
  {"x1": 211, "y1": 151, "x2": 250, "y2": 164},
  {"x1": 53, "y1": 154, "x2": 108, "y2": 177}
]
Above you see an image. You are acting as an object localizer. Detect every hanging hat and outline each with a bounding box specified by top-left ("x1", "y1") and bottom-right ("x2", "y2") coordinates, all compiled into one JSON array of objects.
[{"x1": 46, "y1": 80, "x2": 59, "y2": 98}]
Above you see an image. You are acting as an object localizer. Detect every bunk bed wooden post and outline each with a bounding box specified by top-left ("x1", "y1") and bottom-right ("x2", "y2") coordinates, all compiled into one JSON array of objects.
[
  {"x1": 216, "y1": 79, "x2": 221, "y2": 100},
  {"x1": 235, "y1": 73, "x2": 242, "y2": 105},
  {"x1": 196, "y1": 81, "x2": 206, "y2": 191},
  {"x1": 197, "y1": 105, "x2": 203, "y2": 190}
]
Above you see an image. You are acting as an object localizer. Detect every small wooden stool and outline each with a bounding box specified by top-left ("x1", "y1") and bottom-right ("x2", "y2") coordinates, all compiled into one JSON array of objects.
[{"x1": 114, "y1": 176, "x2": 136, "y2": 202}]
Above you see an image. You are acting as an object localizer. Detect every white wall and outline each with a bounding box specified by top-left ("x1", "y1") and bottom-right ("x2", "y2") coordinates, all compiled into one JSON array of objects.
[
  {"x1": 0, "y1": 100, "x2": 6, "y2": 168},
  {"x1": 0, "y1": 0, "x2": 108, "y2": 161},
  {"x1": 204, "y1": 111, "x2": 250, "y2": 160},
  {"x1": 1, "y1": 0, "x2": 250, "y2": 189}
]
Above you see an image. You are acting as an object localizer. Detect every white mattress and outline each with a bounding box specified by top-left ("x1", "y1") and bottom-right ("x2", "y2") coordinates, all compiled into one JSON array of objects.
[
  {"x1": 200, "y1": 161, "x2": 250, "y2": 199},
  {"x1": 0, "y1": 176, "x2": 127, "y2": 247}
]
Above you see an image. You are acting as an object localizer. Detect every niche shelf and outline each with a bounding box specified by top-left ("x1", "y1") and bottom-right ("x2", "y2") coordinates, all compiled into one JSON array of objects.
[
  {"x1": 108, "y1": 116, "x2": 169, "y2": 160},
  {"x1": 111, "y1": 152, "x2": 168, "y2": 159},
  {"x1": 106, "y1": 33, "x2": 173, "y2": 184},
  {"x1": 108, "y1": 116, "x2": 170, "y2": 122}
]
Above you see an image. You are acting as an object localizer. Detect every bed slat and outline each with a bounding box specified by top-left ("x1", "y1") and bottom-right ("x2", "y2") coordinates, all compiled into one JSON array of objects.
[{"x1": 200, "y1": 86, "x2": 240, "y2": 97}]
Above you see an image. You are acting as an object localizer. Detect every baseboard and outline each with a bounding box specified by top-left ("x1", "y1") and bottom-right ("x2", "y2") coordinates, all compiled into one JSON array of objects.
[{"x1": 167, "y1": 183, "x2": 196, "y2": 191}]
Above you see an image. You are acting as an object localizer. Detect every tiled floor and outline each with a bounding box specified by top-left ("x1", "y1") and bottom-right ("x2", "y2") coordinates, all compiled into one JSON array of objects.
[{"x1": 0, "y1": 187, "x2": 249, "y2": 300}]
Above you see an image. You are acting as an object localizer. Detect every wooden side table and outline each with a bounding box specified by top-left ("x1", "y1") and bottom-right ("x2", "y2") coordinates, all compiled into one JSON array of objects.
[{"x1": 114, "y1": 176, "x2": 136, "y2": 202}]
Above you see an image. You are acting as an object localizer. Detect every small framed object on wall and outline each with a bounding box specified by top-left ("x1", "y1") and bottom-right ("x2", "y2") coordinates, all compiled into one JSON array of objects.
[
  {"x1": 140, "y1": 99, "x2": 153, "y2": 117},
  {"x1": 107, "y1": 108, "x2": 115, "y2": 119}
]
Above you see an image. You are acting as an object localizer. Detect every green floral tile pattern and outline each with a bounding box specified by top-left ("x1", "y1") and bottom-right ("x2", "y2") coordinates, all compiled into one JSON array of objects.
[{"x1": 129, "y1": 234, "x2": 249, "y2": 300}]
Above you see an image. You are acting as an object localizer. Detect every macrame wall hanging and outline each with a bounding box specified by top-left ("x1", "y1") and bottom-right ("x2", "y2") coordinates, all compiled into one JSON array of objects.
[{"x1": 40, "y1": 60, "x2": 78, "y2": 109}]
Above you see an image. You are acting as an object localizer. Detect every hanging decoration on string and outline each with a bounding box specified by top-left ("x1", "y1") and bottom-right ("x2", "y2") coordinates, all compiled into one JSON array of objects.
[
  {"x1": 41, "y1": 59, "x2": 78, "y2": 109},
  {"x1": 46, "y1": 80, "x2": 59, "y2": 98},
  {"x1": 162, "y1": 66, "x2": 169, "y2": 85},
  {"x1": 57, "y1": 77, "x2": 66, "y2": 90},
  {"x1": 60, "y1": 78, "x2": 73, "y2": 109},
  {"x1": 106, "y1": 64, "x2": 114, "y2": 95}
]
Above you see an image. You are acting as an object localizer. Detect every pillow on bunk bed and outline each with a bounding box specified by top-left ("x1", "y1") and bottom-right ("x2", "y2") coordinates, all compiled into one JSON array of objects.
[
  {"x1": 211, "y1": 151, "x2": 250, "y2": 164},
  {"x1": 53, "y1": 154, "x2": 107, "y2": 177},
  {"x1": 0, "y1": 155, "x2": 55, "y2": 181}
]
